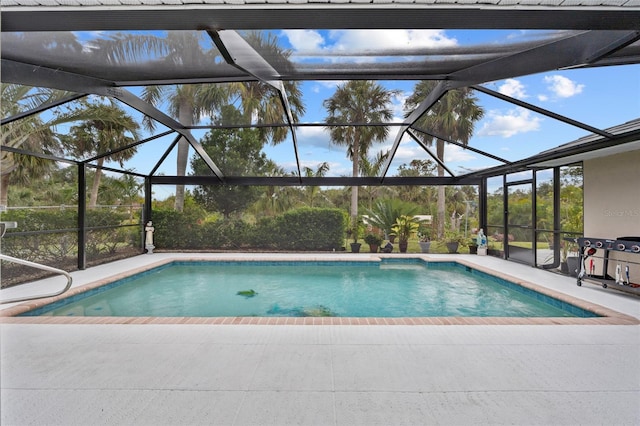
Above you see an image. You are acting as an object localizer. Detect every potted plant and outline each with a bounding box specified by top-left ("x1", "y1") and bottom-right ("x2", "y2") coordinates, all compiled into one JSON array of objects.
[
  {"x1": 364, "y1": 199, "x2": 420, "y2": 244},
  {"x1": 444, "y1": 229, "x2": 466, "y2": 254},
  {"x1": 391, "y1": 215, "x2": 421, "y2": 253},
  {"x1": 468, "y1": 237, "x2": 478, "y2": 254},
  {"x1": 349, "y1": 216, "x2": 363, "y2": 253},
  {"x1": 561, "y1": 237, "x2": 580, "y2": 276},
  {"x1": 364, "y1": 233, "x2": 383, "y2": 253},
  {"x1": 417, "y1": 226, "x2": 432, "y2": 253}
]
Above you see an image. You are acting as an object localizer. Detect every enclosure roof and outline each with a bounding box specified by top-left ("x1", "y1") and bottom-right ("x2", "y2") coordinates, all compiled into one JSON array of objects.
[{"x1": 2, "y1": 1, "x2": 640, "y2": 185}]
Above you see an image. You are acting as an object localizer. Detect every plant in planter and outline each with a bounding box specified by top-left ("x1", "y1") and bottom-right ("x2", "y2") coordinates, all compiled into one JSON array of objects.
[
  {"x1": 365, "y1": 199, "x2": 419, "y2": 244},
  {"x1": 560, "y1": 238, "x2": 580, "y2": 276},
  {"x1": 364, "y1": 233, "x2": 383, "y2": 253},
  {"x1": 349, "y1": 216, "x2": 364, "y2": 253},
  {"x1": 467, "y1": 237, "x2": 478, "y2": 254},
  {"x1": 417, "y1": 225, "x2": 432, "y2": 253},
  {"x1": 443, "y1": 229, "x2": 466, "y2": 254},
  {"x1": 391, "y1": 215, "x2": 421, "y2": 253}
]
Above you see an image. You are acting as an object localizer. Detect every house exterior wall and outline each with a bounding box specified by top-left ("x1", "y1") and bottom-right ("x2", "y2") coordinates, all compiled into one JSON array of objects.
[{"x1": 583, "y1": 149, "x2": 640, "y2": 284}]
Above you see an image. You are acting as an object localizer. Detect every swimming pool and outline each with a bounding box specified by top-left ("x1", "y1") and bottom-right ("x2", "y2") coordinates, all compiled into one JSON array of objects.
[{"x1": 21, "y1": 260, "x2": 599, "y2": 318}]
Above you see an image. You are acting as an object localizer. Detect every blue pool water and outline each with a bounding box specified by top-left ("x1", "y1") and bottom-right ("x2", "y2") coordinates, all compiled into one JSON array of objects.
[{"x1": 24, "y1": 260, "x2": 598, "y2": 318}]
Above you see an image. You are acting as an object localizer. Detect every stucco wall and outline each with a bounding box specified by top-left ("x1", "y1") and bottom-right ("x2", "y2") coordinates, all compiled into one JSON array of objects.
[{"x1": 583, "y1": 149, "x2": 640, "y2": 284}]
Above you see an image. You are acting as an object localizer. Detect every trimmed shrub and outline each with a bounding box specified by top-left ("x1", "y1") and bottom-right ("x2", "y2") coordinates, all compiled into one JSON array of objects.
[
  {"x1": 150, "y1": 207, "x2": 346, "y2": 251},
  {"x1": 266, "y1": 208, "x2": 346, "y2": 251},
  {"x1": 151, "y1": 208, "x2": 207, "y2": 249}
]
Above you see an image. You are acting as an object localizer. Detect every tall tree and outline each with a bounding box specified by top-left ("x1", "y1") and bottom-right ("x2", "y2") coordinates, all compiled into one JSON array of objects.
[
  {"x1": 143, "y1": 82, "x2": 227, "y2": 212},
  {"x1": 302, "y1": 162, "x2": 330, "y2": 207},
  {"x1": 1, "y1": 84, "x2": 63, "y2": 206},
  {"x1": 249, "y1": 163, "x2": 295, "y2": 217},
  {"x1": 230, "y1": 32, "x2": 306, "y2": 146},
  {"x1": 0, "y1": 33, "x2": 119, "y2": 206},
  {"x1": 132, "y1": 31, "x2": 228, "y2": 212},
  {"x1": 88, "y1": 30, "x2": 229, "y2": 212},
  {"x1": 397, "y1": 159, "x2": 438, "y2": 206},
  {"x1": 61, "y1": 103, "x2": 140, "y2": 208},
  {"x1": 404, "y1": 82, "x2": 484, "y2": 238},
  {"x1": 191, "y1": 106, "x2": 274, "y2": 218},
  {"x1": 129, "y1": 31, "x2": 304, "y2": 211},
  {"x1": 323, "y1": 81, "x2": 398, "y2": 225},
  {"x1": 359, "y1": 150, "x2": 390, "y2": 210},
  {"x1": 1, "y1": 84, "x2": 131, "y2": 207}
]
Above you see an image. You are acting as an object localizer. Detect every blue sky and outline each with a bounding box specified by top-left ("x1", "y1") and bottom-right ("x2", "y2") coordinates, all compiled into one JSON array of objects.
[{"x1": 103, "y1": 29, "x2": 639, "y2": 199}]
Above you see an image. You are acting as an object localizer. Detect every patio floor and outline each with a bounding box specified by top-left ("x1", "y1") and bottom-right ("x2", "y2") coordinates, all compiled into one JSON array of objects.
[{"x1": 1, "y1": 253, "x2": 639, "y2": 425}]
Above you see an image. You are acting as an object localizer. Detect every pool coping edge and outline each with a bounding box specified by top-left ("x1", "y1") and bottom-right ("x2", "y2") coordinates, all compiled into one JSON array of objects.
[{"x1": 1, "y1": 255, "x2": 638, "y2": 325}]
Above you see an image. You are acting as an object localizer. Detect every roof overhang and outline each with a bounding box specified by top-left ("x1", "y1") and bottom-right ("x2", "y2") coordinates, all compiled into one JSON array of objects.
[
  {"x1": 529, "y1": 140, "x2": 640, "y2": 168},
  {"x1": 2, "y1": 2, "x2": 640, "y2": 32},
  {"x1": 470, "y1": 121, "x2": 640, "y2": 176}
]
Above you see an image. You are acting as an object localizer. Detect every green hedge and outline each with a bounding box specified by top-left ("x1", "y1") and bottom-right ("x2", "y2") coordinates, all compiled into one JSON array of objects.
[
  {"x1": 151, "y1": 208, "x2": 207, "y2": 249},
  {"x1": 1, "y1": 206, "x2": 347, "y2": 259},
  {"x1": 0, "y1": 208, "x2": 136, "y2": 264},
  {"x1": 151, "y1": 207, "x2": 346, "y2": 251},
  {"x1": 267, "y1": 208, "x2": 345, "y2": 250}
]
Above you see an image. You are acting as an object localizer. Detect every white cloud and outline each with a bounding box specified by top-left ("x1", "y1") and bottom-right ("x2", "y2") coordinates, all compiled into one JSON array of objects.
[
  {"x1": 282, "y1": 29, "x2": 457, "y2": 57},
  {"x1": 387, "y1": 138, "x2": 476, "y2": 171},
  {"x1": 297, "y1": 126, "x2": 332, "y2": 150},
  {"x1": 282, "y1": 30, "x2": 325, "y2": 52},
  {"x1": 445, "y1": 145, "x2": 476, "y2": 163},
  {"x1": 391, "y1": 92, "x2": 408, "y2": 122},
  {"x1": 498, "y1": 79, "x2": 527, "y2": 99},
  {"x1": 328, "y1": 30, "x2": 457, "y2": 52},
  {"x1": 478, "y1": 108, "x2": 542, "y2": 138},
  {"x1": 543, "y1": 75, "x2": 584, "y2": 98},
  {"x1": 392, "y1": 144, "x2": 425, "y2": 166}
]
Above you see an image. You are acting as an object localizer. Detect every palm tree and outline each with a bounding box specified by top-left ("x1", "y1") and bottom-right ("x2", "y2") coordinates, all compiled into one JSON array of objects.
[
  {"x1": 230, "y1": 32, "x2": 306, "y2": 146},
  {"x1": 396, "y1": 159, "x2": 438, "y2": 205},
  {"x1": 250, "y1": 163, "x2": 294, "y2": 217},
  {"x1": 87, "y1": 30, "x2": 228, "y2": 212},
  {"x1": 359, "y1": 150, "x2": 390, "y2": 210},
  {"x1": 127, "y1": 31, "x2": 228, "y2": 212},
  {"x1": 1, "y1": 84, "x2": 63, "y2": 206},
  {"x1": 143, "y1": 83, "x2": 227, "y2": 212},
  {"x1": 302, "y1": 162, "x2": 330, "y2": 207},
  {"x1": 61, "y1": 102, "x2": 140, "y2": 208},
  {"x1": 365, "y1": 198, "x2": 420, "y2": 241},
  {"x1": 1, "y1": 84, "x2": 130, "y2": 207},
  {"x1": 109, "y1": 172, "x2": 144, "y2": 221},
  {"x1": 323, "y1": 81, "x2": 399, "y2": 225},
  {"x1": 133, "y1": 31, "x2": 305, "y2": 211},
  {"x1": 404, "y1": 81, "x2": 484, "y2": 238}
]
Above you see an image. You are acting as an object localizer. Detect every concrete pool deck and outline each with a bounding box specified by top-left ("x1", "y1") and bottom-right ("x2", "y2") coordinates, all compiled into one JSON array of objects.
[{"x1": 1, "y1": 253, "x2": 639, "y2": 425}]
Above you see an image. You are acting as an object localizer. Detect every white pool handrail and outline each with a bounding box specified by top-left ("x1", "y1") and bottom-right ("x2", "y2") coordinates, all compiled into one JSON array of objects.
[{"x1": 0, "y1": 254, "x2": 73, "y2": 304}]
